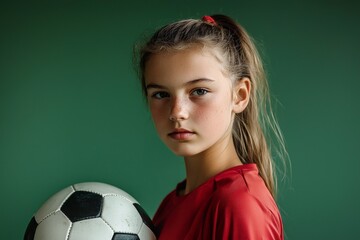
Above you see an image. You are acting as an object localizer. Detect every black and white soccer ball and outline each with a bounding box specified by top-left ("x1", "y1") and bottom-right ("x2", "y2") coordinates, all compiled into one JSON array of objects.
[{"x1": 24, "y1": 182, "x2": 157, "y2": 240}]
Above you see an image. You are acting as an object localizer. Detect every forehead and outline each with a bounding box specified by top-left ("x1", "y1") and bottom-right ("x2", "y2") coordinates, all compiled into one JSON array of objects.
[{"x1": 144, "y1": 45, "x2": 228, "y2": 85}]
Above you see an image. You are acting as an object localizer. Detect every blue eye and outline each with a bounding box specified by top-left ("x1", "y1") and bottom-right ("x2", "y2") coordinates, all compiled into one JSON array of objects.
[
  {"x1": 152, "y1": 91, "x2": 170, "y2": 99},
  {"x1": 191, "y1": 88, "x2": 208, "y2": 96}
]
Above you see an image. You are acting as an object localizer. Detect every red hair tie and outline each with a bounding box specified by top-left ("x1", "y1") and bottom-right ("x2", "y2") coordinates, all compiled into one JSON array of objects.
[{"x1": 202, "y1": 15, "x2": 217, "y2": 26}]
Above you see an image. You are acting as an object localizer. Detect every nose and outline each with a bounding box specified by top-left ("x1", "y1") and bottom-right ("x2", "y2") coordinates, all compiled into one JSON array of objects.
[{"x1": 169, "y1": 97, "x2": 189, "y2": 122}]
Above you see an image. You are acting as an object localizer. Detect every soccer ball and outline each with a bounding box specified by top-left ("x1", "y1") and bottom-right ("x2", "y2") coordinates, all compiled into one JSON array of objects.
[{"x1": 24, "y1": 182, "x2": 157, "y2": 240}]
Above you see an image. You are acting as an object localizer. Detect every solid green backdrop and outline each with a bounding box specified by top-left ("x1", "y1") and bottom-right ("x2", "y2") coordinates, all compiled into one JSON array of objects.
[{"x1": 1, "y1": 1, "x2": 359, "y2": 239}]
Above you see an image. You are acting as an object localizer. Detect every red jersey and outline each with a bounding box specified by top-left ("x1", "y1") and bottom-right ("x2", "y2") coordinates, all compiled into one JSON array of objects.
[{"x1": 153, "y1": 164, "x2": 283, "y2": 240}]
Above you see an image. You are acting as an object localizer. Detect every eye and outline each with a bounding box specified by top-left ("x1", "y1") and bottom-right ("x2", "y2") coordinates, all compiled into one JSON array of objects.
[
  {"x1": 191, "y1": 88, "x2": 209, "y2": 96},
  {"x1": 151, "y1": 91, "x2": 170, "y2": 99}
]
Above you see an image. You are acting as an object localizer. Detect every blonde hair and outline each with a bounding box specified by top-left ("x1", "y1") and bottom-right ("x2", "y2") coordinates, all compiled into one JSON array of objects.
[{"x1": 136, "y1": 14, "x2": 287, "y2": 197}]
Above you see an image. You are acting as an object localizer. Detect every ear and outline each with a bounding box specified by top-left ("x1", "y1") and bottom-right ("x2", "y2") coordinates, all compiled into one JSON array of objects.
[{"x1": 232, "y1": 77, "x2": 251, "y2": 113}]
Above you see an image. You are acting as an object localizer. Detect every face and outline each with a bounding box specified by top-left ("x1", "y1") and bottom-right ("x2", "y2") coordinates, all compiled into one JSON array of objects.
[{"x1": 144, "y1": 46, "x2": 241, "y2": 157}]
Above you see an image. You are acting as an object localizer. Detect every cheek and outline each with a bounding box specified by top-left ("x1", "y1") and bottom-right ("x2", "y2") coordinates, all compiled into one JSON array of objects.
[{"x1": 194, "y1": 98, "x2": 232, "y2": 125}]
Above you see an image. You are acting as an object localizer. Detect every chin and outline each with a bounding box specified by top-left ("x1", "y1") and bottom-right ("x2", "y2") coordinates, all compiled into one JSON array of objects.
[
  {"x1": 168, "y1": 145, "x2": 203, "y2": 157},
  {"x1": 162, "y1": 137, "x2": 206, "y2": 157}
]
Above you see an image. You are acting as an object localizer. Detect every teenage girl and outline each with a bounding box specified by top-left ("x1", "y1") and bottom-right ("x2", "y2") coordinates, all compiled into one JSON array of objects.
[{"x1": 136, "y1": 14, "x2": 286, "y2": 240}]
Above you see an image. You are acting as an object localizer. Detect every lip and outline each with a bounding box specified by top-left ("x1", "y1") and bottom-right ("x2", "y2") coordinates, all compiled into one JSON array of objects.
[{"x1": 168, "y1": 128, "x2": 195, "y2": 141}]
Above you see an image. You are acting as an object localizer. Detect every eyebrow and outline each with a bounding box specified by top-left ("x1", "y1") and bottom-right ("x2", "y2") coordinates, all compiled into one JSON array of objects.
[{"x1": 146, "y1": 78, "x2": 215, "y2": 90}]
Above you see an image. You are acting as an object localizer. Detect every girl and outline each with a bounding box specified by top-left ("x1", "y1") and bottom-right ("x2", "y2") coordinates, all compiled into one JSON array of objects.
[{"x1": 136, "y1": 14, "x2": 286, "y2": 240}]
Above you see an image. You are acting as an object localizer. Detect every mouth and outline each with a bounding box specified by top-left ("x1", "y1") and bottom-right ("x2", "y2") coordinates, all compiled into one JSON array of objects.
[{"x1": 168, "y1": 128, "x2": 195, "y2": 141}]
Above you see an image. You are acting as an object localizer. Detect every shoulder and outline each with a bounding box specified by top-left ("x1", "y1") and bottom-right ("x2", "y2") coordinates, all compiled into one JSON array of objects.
[
  {"x1": 152, "y1": 188, "x2": 177, "y2": 222},
  {"x1": 207, "y1": 164, "x2": 283, "y2": 239},
  {"x1": 212, "y1": 172, "x2": 273, "y2": 216},
  {"x1": 212, "y1": 164, "x2": 279, "y2": 216}
]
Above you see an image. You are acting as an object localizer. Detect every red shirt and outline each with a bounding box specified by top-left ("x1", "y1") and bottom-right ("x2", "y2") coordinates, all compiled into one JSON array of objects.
[{"x1": 153, "y1": 164, "x2": 283, "y2": 240}]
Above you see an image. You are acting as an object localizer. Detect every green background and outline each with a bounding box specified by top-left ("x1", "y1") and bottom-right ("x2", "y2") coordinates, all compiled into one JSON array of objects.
[{"x1": 1, "y1": 0, "x2": 359, "y2": 239}]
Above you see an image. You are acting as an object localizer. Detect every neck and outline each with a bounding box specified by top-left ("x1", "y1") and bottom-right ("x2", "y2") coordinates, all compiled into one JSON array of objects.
[{"x1": 182, "y1": 136, "x2": 242, "y2": 195}]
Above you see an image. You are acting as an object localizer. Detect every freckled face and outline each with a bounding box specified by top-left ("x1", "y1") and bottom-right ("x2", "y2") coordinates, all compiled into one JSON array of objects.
[{"x1": 144, "y1": 46, "x2": 236, "y2": 157}]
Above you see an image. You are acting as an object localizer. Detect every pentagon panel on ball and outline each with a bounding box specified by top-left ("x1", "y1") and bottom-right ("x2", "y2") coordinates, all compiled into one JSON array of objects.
[{"x1": 24, "y1": 182, "x2": 157, "y2": 240}]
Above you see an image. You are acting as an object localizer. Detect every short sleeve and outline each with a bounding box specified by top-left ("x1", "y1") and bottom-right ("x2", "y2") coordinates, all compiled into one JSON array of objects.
[{"x1": 208, "y1": 190, "x2": 283, "y2": 240}]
